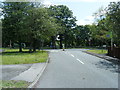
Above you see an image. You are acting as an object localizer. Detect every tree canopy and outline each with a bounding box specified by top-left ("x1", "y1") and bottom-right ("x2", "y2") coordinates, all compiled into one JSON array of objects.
[{"x1": 2, "y1": 1, "x2": 120, "y2": 51}]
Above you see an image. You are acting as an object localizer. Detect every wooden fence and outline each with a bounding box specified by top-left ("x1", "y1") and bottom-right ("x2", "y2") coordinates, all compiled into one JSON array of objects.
[{"x1": 108, "y1": 47, "x2": 120, "y2": 59}]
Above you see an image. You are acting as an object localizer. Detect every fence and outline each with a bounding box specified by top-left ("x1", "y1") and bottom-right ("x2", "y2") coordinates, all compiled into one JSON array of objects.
[{"x1": 108, "y1": 47, "x2": 120, "y2": 59}]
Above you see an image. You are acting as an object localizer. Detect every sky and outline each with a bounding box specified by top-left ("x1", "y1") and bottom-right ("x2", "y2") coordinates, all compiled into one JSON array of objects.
[{"x1": 42, "y1": 0, "x2": 119, "y2": 25}]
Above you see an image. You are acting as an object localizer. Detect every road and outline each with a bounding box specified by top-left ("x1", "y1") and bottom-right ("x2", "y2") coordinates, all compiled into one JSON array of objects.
[{"x1": 35, "y1": 49, "x2": 118, "y2": 88}]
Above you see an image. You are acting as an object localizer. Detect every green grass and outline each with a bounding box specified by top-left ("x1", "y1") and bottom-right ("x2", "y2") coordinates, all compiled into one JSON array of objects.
[
  {"x1": 0, "y1": 80, "x2": 30, "y2": 88},
  {"x1": 87, "y1": 49, "x2": 108, "y2": 54},
  {"x1": 2, "y1": 48, "x2": 48, "y2": 65},
  {"x1": 66, "y1": 47, "x2": 99, "y2": 49}
]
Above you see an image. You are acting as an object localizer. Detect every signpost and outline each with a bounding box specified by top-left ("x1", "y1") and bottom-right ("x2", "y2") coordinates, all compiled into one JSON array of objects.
[{"x1": 106, "y1": 31, "x2": 113, "y2": 50}]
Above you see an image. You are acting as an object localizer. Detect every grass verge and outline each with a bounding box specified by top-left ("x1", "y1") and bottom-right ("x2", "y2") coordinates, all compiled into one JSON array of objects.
[
  {"x1": 0, "y1": 80, "x2": 30, "y2": 88},
  {"x1": 87, "y1": 49, "x2": 108, "y2": 54},
  {"x1": 2, "y1": 48, "x2": 48, "y2": 65}
]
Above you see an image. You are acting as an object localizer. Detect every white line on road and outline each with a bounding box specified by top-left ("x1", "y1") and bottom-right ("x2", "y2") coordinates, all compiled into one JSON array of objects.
[
  {"x1": 71, "y1": 54, "x2": 75, "y2": 57},
  {"x1": 65, "y1": 52, "x2": 84, "y2": 64},
  {"x1": 76, "y1": 58, "x2": 84, "y2": 64}
]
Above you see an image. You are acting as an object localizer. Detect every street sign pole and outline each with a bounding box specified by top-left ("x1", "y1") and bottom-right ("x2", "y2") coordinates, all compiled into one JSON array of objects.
[{"x1": 111, "y1": 31, "x2": 113, "y2": 50}]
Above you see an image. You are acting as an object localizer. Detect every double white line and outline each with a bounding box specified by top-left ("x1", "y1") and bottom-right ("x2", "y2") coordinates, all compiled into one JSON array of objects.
[{"x1": 70, "y1": 54, "x2": 84, "y2": 64}]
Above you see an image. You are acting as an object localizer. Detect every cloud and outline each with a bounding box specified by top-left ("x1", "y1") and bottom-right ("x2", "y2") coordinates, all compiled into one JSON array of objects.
[
  {"x1": 0, "y1": 8, "x2": 2, "y2": 11},
  {"x1": 76, "y1": 15, "x2": 95, "y2": 25},
  {"x1": 2, "y1": 0, "x2": 119, "y2": 2},
  {"x1": 43, "y1": 1, "x2": 53, "y2": 6},
  {"x1": 44, "y1": 0, "x2": 119, "y2": 3}
]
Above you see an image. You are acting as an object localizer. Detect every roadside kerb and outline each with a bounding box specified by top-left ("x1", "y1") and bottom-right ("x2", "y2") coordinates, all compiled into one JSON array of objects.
[
  {"x1": 28, "y1": 51, "x2": 50, "y2": 88},
  {"x1": 83, "y1": 51, "x2": 120, "y2": 64}
]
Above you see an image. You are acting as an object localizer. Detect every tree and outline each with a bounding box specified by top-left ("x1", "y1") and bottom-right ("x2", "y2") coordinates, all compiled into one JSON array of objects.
[
  {"x1": 107, "y1": 1, "x2": 120, "y2": 46},
  {"x1": 2, "y1": 2, "x2": 30, "y2": 52},
  {"x1": 92, "y1": 1, "x2": 120, "y2": 47},
  {"x1": 2, "y1": 2, "x2": 60, "y2": 52},
  {"x1": 25, "y1": 7, "x2": 60, "y2": 52},
  {"x1": 49, "y1": 5, "x2": 77, "y2": 48},
  {"x1": 73, "y1": 25, "x2": 90, "y2": 47}
]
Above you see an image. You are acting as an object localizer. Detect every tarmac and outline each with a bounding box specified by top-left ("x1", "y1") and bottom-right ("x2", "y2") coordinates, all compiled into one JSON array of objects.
[
  {"x1": 83, "y1": 51, "x2": 120, "y2": 64},
  {"x1": 1, "y1": 49, "x2": 119, "y2": 88}
]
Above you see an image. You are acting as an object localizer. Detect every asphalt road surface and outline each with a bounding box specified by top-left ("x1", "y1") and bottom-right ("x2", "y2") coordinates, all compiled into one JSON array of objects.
[
  {"x1": 1, "y1": 64, "x2": 32, "y2": 80},
  {"x1": 36, "y1": 49, "x2": 118, "y2": 88}
]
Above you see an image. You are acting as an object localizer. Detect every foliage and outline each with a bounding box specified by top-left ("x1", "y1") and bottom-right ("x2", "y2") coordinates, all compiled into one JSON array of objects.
[
  {"x1": 89, "y1": 1, "x2": 120, "y2": 47},
  {"x1": 2, "y1": 2, "x2": 60, "y2": 51},
  {"x1": 2, "y1": 1, "x2": 120, "y2": 49},
  {"x1": 73, "y1": 25, "x2": 90, "y2": 47},
  {"x1": 2, "y1": 2, "x2": 31, "y2": 51},
  {"x1": 25, "y1": 7, "x2": 60, "y2": 51},
  {"x1": 49, "y1": 5, "x2": 77, "y2": 48},
  {"x1": 106, "y1": 2, "x2": 120, "y2": 46}
]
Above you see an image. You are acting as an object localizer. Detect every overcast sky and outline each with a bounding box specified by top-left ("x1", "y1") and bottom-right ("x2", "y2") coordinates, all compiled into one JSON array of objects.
[{"x1": 42, "y1": 0, "x2": 119, "y2": 25}]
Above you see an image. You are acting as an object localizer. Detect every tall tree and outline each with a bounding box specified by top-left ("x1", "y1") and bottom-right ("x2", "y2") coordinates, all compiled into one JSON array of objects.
[
  {"x1": 107, "y1": 1, "x2": 120, "y2": 46},
  {"x1": 49, "y1": 5, "x2": 77, "y2": 48},
  {"x1": 2, "y1": 2, "x2": 30, "y2": 52},
  {"x1": 73, "y1": 25, "x2": 90, "y2": 47},
  {"x1": 25, "y1": 7, "x2": 60, "y2": 52}
]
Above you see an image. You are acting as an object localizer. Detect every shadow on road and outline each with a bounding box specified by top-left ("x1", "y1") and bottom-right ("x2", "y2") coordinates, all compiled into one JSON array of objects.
[{"x1": 95, "y1": 60, "x2": 120, "y2": 73}]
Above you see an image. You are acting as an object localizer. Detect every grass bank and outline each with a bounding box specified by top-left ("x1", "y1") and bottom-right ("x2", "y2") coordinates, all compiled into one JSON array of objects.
[
  {"x1": 87, "y1": 49, "x2": 108, "y2": 54},
  {"x1": 2, "y1": 48, "x2": 48, "y2": 65},
  {"x1": 0, "y1": 80, "x2": 30, "y2": 88}
]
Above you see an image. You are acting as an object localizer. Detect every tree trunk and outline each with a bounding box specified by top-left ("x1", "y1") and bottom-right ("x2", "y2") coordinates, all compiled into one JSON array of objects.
[
  {"x1": 29, "y1": 42, "x2": 32, "y2": 53},
  {"x1": 60, "y1": 39, "x2": 62, "y2": 49},
  {"x1": 33, "y1": 39, "x2": 37, "y2": 52},
  {"x1": 33, "y1": 47, "x2": 36, "y2": 52},
  {"x1": 19, "y1": 42, "x2": 22, "y2": 52}
]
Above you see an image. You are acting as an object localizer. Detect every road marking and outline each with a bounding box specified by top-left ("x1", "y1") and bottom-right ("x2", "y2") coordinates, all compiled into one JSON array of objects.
[
  {"x1": 71, "y1": 54, "x2": 75, "y2": 57},
  {"x1": 51, "y1": 50, "x2": 58, "y2": 52},
  {"x1": 65, "y1": 52, "x2": 84, "y2": 64},
  {"x1": 76, "y1": 58, "x2": 84, "y2": 64}
]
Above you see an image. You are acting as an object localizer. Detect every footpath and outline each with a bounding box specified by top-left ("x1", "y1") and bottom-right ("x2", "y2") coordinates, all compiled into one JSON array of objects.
[{"x1": 2, "y1": 61, "x2": 48, "y2": 88}]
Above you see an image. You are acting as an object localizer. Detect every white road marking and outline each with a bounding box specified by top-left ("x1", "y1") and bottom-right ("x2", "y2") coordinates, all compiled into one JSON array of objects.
[
  {"x1": 51, "y1": 50, "x2": 58, "y2": 52},
  {"x1": 65, "y1": 52, "x2": 84, "y2": 64},
  {"x1": 71, "y1": 54, "x2": 75, "y2": 57},
  {"x1": 76, "y1": 58, "x2": 84, "y2": 64}
]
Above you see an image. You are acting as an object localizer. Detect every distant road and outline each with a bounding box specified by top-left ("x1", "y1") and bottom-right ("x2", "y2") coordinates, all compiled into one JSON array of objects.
[{"x1": 36, "y1": 49, "x2": 118, "y2": 88}]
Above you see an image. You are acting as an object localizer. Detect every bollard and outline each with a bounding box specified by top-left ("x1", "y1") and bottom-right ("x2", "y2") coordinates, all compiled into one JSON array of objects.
[{"x1": 62, "y1": 44, "x2": 65, "y2": 51}]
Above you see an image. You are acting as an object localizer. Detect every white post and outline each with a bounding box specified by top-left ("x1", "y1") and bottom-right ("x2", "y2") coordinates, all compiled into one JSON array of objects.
[{"x1": 62, "y1": 44, "x2": 65, "y2": 51}]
